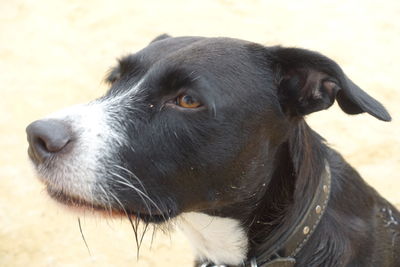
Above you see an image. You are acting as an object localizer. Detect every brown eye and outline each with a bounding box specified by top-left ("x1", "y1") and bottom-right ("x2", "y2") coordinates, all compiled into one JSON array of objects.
[{"x1": 176, "y1": 94, "x2": 202, "y2": 108}]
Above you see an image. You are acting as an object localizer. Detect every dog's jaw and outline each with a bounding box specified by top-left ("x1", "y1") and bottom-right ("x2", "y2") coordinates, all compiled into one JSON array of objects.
[{"x1": 178, "y1": 212, "x2": 248, "y2": 265}]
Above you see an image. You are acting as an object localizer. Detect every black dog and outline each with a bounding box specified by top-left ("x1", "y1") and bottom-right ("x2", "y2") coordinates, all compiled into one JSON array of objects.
[{"x1": 26, "y1": 35, "x2": 400, "y2": 266}]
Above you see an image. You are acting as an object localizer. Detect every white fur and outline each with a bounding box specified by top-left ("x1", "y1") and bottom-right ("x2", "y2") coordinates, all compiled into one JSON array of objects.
[
  {"x1": 36, "y1": 80, "x2": 145, "y2": 204},
  {"x1": 178, "y1": 212, "x2": 248, "y2": 265},
  {"x1": 38, "y1": 102, "x2": 109, "y2": 203}
]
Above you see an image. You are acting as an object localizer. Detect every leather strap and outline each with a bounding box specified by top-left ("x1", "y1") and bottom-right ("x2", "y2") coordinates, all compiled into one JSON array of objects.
[
  {"x1": 201, "y1": 161, "x2": 332, "y2": 267},
  {"x1": 261, "y1": 258, "x2": 296, "y2": 267},
  {"x1": 282, "y1": 161, "x2": 332, "y2": 258}
]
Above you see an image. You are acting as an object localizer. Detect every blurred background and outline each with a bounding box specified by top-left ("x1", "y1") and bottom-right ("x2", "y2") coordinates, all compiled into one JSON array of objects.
[{"x1": 0, "y1": 0, "x2": 399, "y2": 266}]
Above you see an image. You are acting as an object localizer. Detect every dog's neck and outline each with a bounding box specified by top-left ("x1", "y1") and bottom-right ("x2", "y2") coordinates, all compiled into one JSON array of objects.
[
  {"x1": 249, "y1": 121, "x2": 329, "y2": 259},
  {"x1": 179, "y1": 121, "x2": 331, "y2": 266}
]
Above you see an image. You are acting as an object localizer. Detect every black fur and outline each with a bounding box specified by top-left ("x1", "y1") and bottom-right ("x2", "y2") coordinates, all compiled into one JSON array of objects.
[
  {"x1": 28, "y1": 35, "x2": 400, "y2": 266},
  {"x1": 103, "y1": 36, "x2": 398, "y2": 266}
]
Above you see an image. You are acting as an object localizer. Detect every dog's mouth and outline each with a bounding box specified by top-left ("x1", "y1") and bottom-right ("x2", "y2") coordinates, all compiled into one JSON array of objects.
[{"x1": 46, "y1": 187, "x2": 170, "y2": 223}]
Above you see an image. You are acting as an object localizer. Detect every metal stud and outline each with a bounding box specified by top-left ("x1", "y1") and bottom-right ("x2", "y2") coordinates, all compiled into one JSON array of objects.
[
  {"x1": 315, "y1": 205, "x2": 322, "y2": 214},
  {"x1": 323, "y1": 185, "x2": 328, "y2": 193},
  {"x1": 303, "y1": 226, "x2": 310, "y2": 235}
]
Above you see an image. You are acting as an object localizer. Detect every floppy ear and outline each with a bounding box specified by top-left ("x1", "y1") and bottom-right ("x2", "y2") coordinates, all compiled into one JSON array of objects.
[
  {"x1": 272, "y1": 47, "x2": 391, "y2": 121},
  {"x1": 149, "y1": 33, "x2": 172, "y2": 44}
]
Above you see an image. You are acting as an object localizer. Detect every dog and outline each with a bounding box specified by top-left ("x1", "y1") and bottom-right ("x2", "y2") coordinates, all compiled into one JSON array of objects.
[{"x1": 26, "y1": 34, "x2": 400, "y2": 266}]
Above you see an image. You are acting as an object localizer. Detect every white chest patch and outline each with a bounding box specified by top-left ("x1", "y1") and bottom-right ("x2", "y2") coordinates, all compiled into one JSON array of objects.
[{"x1": 177, "y1": 212, "x2": 248, "y2": 265}]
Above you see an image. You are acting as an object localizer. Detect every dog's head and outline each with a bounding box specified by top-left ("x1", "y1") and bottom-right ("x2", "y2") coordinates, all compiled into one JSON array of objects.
[{"x1": 26, "y1": 35, "x2": 390, "y2": 224}]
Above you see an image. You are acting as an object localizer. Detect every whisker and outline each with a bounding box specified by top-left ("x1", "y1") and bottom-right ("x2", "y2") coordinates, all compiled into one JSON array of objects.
[
  {"x1": 139, "y1": 222, "x2": 149, "y2": 249},
  {"x1": 78, "y1": 217, "x2": 91, "y2": 256},
  {"x1": 108, "y1": 190, "x2": 129, "y2": 218},
  {"x1": 108, "y1": 190, "x2": 146, "y2": 259},
  {"x1": 101, "y1": 169, "x2": 174, "y2": 260},
  {"x1": 128, "y1": 214, "x2": 140, "y2": 260},
  {"x1": 110, "y1": 172, "x2": 167, "y2": 222},
  {"x1": 110, "y1": 172, "x2": 153, "y2": 216},
  {"x1": 114, "y1": 165, "x2": 148, "y2": 193},
  {"x1": 150, "y1": 225, "x2": 156, "y2": 250},
  {"x1": 135, "y1": 216, "x2": 142, "y2": 253},
  {"x1": 98, "y1": 184, "x2": 113, "y2": 217},
  {"x1": 108, "y1": 190, "x2": 142, "y2": 257}
]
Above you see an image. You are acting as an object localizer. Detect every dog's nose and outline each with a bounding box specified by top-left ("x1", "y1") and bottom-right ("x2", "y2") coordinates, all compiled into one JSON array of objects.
[{"x1": 26, "y1": 119, "x2": 72, "y2": 163}]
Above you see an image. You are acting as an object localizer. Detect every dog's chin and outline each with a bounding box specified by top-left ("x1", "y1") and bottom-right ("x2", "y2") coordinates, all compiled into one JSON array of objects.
[{"x1": 45, "y1": 187, "x2": 170, "y2": 224}]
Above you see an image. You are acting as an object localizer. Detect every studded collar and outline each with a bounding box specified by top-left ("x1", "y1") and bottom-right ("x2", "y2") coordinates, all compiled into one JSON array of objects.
[{"x1": 201, "y1": 161, "x2": 332, "y2": 267}]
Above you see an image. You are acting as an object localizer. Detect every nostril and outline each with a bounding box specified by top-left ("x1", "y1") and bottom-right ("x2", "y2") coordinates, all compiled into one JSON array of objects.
[
  {"x1": 34, "y1": 136, "x2": 47, "y2": 151},
  {"x1": 35, "y1": 132, "x2": 70, "y2": 153},
  {"x1": 34, "y1": 135, "x2": 63, "y2": 153},
  {"x1": 26, "y1": 119, "x2": 72, "y2": 163}
]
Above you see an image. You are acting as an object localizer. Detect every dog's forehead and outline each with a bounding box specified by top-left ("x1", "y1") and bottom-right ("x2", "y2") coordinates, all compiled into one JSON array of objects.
[
  {"x1": 136, "y1": 36, "x2": 254, "y2": 67},
  {"x1": 110, "y1": 37, "x2": 263, "y2": 98}
]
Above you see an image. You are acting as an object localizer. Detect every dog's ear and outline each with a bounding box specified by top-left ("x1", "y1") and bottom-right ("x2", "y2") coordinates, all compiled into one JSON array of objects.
[
  {"x1": 271, "y1": 47, "x2": 391, "y2": 121},
  {"x1": 105, "y1": 64, "x2": 121, "y2": 84},
  {"x1": 149, "y1": 33, "x2": 172, "y2": 44}
]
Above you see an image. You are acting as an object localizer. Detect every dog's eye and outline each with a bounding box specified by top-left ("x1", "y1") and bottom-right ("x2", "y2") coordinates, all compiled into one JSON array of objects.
[{"x1": 176, "y1": 94, "x2": 202, "y2": 109}]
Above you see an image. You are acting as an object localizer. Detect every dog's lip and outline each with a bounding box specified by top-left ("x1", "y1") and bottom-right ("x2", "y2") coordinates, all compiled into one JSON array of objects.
[
  {"x1": 45, "y1": 187, "x2": 169, "y2": 222},
  {"x1": 46, "y1": 187, "x2": 120, "y2": 213}
]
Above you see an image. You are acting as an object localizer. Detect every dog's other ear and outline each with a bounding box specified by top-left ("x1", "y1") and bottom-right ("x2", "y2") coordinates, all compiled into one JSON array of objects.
[
  {"x1": 271, "y1": 47, "x2": 391, "y2": 121},
  {"x1": 105, "y1": 64, "x2": 121, "y2": 84},
  {"x1": 149, "y1": 33, "x2": 172, "y2": 44}
]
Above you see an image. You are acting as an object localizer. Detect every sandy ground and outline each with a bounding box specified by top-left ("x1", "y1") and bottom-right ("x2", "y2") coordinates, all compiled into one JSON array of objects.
[{"x1": 0, "y1": 0, "x2": 399, "y2": 266}]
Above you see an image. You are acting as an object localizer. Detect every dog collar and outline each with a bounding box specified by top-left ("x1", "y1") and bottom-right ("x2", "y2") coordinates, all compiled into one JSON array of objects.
[{"x1": 201, "y1": 161, "x2": 332, "y2": 267}]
